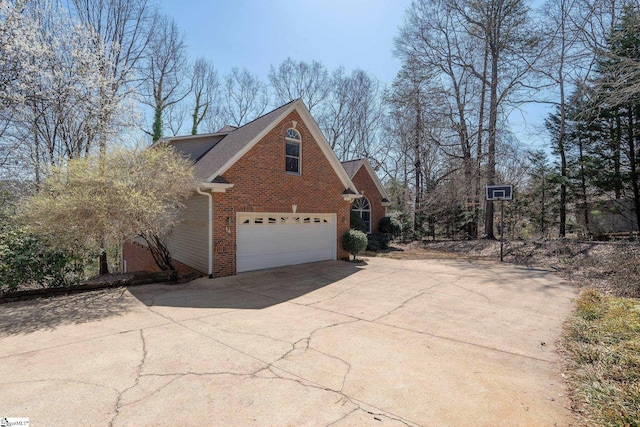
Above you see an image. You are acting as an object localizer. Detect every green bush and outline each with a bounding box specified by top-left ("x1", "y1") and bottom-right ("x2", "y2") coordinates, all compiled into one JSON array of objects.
[
  {"x1": 366, "y1": 238, "x2": 380, "y2": 252},
  {"x1": 379, "y1": 216, "x2": 402, "y2": 237},
  {"x1": 0, "y1": 228, "x2": 84, "y2": 293},
  {"x1": 350, "y1": 211, "x2": 367, "y2": 233},
  {"x1": 342, "y1": 229, "x2": 368, "y2": 261},
  {"x1": 367, "y1": 234, "x2": 390, "y2": 251}
]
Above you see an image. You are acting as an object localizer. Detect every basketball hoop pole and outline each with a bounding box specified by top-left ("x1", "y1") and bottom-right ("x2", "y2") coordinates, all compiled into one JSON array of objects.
[
  {"x1": 486, "y1": 184, "x2": 513, "y2": 262},
  {"x1": 500, "y1": 199, "x2": 504, "y2": 262}
]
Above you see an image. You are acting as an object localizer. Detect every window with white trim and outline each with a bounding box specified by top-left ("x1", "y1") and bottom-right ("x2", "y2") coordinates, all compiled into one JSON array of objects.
[
  {"x1": 285, "y1": 128, "x2": 301, "y2": 174},
  {"x1": 351, "y1": 196, "x2": 372, "y2": 234}
]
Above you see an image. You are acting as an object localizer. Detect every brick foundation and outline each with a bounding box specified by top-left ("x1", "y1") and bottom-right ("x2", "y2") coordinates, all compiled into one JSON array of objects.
[{"x1": 122, "y1": 241, "x2": 204, "y2": 276}]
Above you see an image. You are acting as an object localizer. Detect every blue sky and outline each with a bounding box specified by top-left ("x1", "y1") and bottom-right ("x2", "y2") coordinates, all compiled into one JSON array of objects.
[
  {"x1": 158, "y1": 0, "x2": 549, "y2": 151},
  {"x1": 159, "y1": 0, "x2": 412, "y2": 83}
]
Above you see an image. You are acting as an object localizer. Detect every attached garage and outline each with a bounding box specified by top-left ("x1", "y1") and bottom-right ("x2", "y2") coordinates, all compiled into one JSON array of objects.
[{"x1": 236, "y1": 212, "x2": 337, "y2": 273}]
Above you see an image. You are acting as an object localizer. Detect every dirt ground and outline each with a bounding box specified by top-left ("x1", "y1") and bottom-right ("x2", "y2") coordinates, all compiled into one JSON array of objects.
[{"x1": 369, "y1": 239, "x2": 640, "y2": 298}]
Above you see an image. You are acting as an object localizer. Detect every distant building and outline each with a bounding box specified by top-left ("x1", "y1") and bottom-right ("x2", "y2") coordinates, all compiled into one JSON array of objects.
[{"x1": 576, "y1": 198, "x2": 638, "y2": 236}]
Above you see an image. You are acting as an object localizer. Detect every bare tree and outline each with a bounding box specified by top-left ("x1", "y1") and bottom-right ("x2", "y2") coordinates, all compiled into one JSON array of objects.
[
  {"x1": 69, "y1": 0, "x2": 155, "y2": 156},
  {"x1": 452, "y1": 0, "x2": 542, "y2": 239},
  {"x1": 221, "y1": 67, "x2": 269, "y2": 127},
  {"x1": 322, "y1": 67, "x2": 382, "y2": 161},
  {"x1": 189, "y1": 57, "x2": 220, "y2": 135},
  {"x1": 142, "y1": 14, "x2": 190, "y2": 142},
  {"x1": 163, "y1": 102, "x2": 187, "y2": 136},
  {"x1": 395, "y1": 0, "x2": 486, "y2": 237},
  {"x1": 268, "y1": 58, "x2": 330, "y2": 113},
  {"x1": 386, "y1": 56, "x2": 469, "y2": 236},
  {"x1": 386, "y1": 61, "x2": 431, "y2": 231}
]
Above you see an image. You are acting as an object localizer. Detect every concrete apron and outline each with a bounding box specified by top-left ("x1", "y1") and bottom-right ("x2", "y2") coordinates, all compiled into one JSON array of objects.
[{"x1": 0, "y1": 257, "x2": 577, "y2": 426}]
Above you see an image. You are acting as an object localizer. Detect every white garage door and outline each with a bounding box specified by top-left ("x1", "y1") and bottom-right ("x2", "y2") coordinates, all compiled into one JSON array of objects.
[{"x1": 236, "y1": 212, "x2": 337, "y2": 273}]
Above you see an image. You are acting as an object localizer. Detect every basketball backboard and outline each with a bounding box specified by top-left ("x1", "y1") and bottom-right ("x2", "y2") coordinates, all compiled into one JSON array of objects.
[{"x1": 486, "y1": 184, "x2": 513, "y2": 201}]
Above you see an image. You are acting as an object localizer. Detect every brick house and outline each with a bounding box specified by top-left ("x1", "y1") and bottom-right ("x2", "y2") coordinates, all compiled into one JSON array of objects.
[
  {"x1": 123, "y1": 99, "x2": 389, "y2": 278},
  {"x1": 341, "y1": 158, "x2": 391, "y2": 234}
]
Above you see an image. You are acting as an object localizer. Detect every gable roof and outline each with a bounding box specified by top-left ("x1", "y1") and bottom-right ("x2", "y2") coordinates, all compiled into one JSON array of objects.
[
  {"x1": 195, "y1": 100, "x2": 297, "y2": 182},
  {"x1": 164, "y1": 134, "x2": 227, "y2": 163},
  {"x1": 340, "y1": 158, "x2": 390, "y2": 202},
  {"x1": 161, "y1": 99, "x2": 359, "y2": 194},
  {"x1": 341, "y1": 159, "x2": 366, "y2": 179}
]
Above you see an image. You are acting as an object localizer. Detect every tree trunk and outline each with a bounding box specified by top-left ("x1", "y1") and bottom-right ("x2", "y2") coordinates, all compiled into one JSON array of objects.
[
  {"x1": 578, "y1": 135, "x2": 589, "y2": 234},
  {"x1": 614, "y1": 111, "x2": 622, "y2": 199},
  {"x1": 484, "y1": 39, "x2": 499, "y2": 240},
  {"x1": 475, "y1": 40, "x2": 489, "y2": 240},
  {"x1": 142, "y1": 234, "x2": 176, "y2": 271},
  {"x1": 99, "y1": 248, "x2": 109, "y2": 275},
  {"x1": 628, "y1": 105, "x2": 640, "y2": 232},
  {"x1": 541, "y1": 167, "x2": 546, "y2": 237},
  {"x1": 191, "y1": 91, "x2": 202, "y2": 135},
  {"x1": 557, "y1": 46, "x2": 567, "y2": 238},
  {"x1": 152, "y1": 105, "x2": 163, "y2": 142},
  {"x1": 414, "y1": 91, "x2": 422, "y2": 232}
]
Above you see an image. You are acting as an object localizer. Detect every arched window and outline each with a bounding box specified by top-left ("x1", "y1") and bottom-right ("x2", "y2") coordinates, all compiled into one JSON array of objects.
[
  {"x1": 285, "y1": 128, "x2": 301, "y2": 174},
  {"x1": 352, "y1": 196, "x2": 371, "y2": 233}
]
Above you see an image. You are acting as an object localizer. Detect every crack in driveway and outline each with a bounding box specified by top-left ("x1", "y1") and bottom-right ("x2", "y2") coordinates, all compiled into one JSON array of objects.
[
  {"x1": 0, "y1": 258, "x2": 576, "y2": 426},
  {"x1": 109, "y1": 329, "x2": 147, "y2": 427}
]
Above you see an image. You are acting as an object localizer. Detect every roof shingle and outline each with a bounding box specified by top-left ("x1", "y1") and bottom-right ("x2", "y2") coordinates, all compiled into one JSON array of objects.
[
  {"x1": 340, "y1": 158, "x2": 366, "y2": 178},
  {"x1": 193, "y1": 100, "x2": 298, "y2": 181}
]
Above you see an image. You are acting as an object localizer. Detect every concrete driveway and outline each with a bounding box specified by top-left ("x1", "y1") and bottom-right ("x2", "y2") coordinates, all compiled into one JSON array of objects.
[{"x1": 0, "y1": 257, "x2": 577, "y2": 426}]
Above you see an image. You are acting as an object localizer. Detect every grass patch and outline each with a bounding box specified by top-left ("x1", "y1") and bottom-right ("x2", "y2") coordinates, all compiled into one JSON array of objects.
[{"x1": 563, "y1": 290, "x2": 640, "y2": 426}]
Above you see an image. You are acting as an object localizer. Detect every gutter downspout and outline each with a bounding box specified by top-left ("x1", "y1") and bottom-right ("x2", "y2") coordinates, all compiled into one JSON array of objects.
[{"x1": 196, "y1": 187, "x2": 213, "y2": 278}]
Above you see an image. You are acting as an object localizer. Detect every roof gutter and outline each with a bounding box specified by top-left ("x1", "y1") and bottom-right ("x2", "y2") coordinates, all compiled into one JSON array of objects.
[
  {"x1": 199, "y1": 182, "x2": 234, "y2": 193},
  {"x1": 196, "y1": 186, "x2": 214, "y2": 278}
]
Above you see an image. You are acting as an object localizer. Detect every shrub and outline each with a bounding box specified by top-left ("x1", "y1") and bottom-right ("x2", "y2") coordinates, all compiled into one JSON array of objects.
[
  {"x1": 367, "y1": 234, "x2": 390, "y2": 251},
  {"x1": 0, "y1": 228, "x2": 84, "y2": 293},
  {"x1": 388, "y1": 211, "x2": 417, "y2": 242},
  {"x1": 366, "y1": 238, "x2": 380, "y2": 252},
  {"x1": 379, "y1": 216, "x2": 402, "y2": 237},
  {"x1": 350, "y1": 211, "x2": 367, "y2": 233},
  {"x1": 342, "y1": 229, "x2": 368, "y2": 261}
]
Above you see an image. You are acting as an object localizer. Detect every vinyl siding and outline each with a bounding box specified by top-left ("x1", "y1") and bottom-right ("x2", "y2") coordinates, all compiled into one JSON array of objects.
[{"x1": 166, "y1": 194, "x2": 209, "y2": 274}]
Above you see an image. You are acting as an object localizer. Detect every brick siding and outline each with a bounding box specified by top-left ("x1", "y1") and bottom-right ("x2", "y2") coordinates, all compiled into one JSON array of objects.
[
  {"x1": 122, "y1": 241, "x2": 203, "y2": 276},
  {"x1": 125, "y1": 109, "x2": 353, "y2": 278},
  {"x1": 212, "y1": 110, "x2": 351, "y2": 277},
  {"x1": 350, "y1": 166, "x2": 386, "y2": 234}
]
